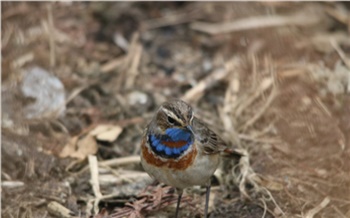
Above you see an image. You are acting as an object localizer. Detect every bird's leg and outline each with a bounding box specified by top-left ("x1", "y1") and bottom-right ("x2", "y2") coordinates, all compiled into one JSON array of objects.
[
  {"x1": 175, "y1": 189, "x2": 183, "y2": 218},
  {"x1": 150, "y1": 180, "x2": 159, "y2": 186},
  {"x1": 204, "y1": 183, "x2": 211, "y2": 218}
]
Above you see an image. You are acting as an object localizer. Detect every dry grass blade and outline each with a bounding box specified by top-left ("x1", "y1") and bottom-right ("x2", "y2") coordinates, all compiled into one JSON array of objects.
[
  {"x1": 325, "y1": 6, "x2": 350, "y2": 25},
  {"x1": 88, "y1": 155, "x2": 102, "y2": 216},
  {"x1": 142, "y1": 9, "x2": 201, "y2": 30},
  {"x1": 11, "y1": 53, "x2": 34, "y2": 69},
  {"x1": 2, "y1": 24, "x2": 14, "y2": 49},
  {"x1": 98, "y1": 155, "x2": 140, "y2": 167},
  {"x1": 330, "y1": 38, "x2": 350, "y2": 69},
  {"x1": 47, "y1": 201, "x2": 76, "y2": 218},
  {"x1": 219, "y1": 57, "x2": 241, "y2": 145},
  {"x1": 125, "y1": 43, "x2": 143, "y2": 88},
  {"x1": 75, "y1": 155, "x2": 140, "y2": 176},
  {"x1": 182, "y1": 67, "x2": 228, "y2": 102},
  {"x1": 65, "y1": 82, "x2": 97, "y2": 105},
  {"x1": 259, "y1": 198, "x2": 267, "y2": 218},
  {"x1": 331, "y1": 205, "x2": 348, "y2": 218},
  {"x1": 190, "y1": 12, "x2": 321, "y2": 35},
  {"x1": 234, "y1": 77, "x2": 273, "y2": 118},
  {"x1": 182, "y1": 67, "x2": 229, "y2": 103},
  {"x1": 241, "y1": 86, "x2": 277, "y2": 131},
  {"x1": 303, "y1": 197, "x2": 330, "y2": 218},
  {"x1": 99, "y1": 171, "x2": 150, "y2": 186},
  {"x1": 116, "y1": 32, "x2": 141, "y2": 89},
  {"x1": 100, "y1": 32, "x2": 142, "y2": 88},
  {"x1": 238, "y1": 152, "x2": 251, "y2": 200},
  {"x1": 46, "y1": 4, "x2": 56, "y2": 68},
  {"x1": 100, "y1": 56, "x2": 128, "y2": 73},
  {"x1": 1, "y1": 181, "x2": 25, "y2": 188}
]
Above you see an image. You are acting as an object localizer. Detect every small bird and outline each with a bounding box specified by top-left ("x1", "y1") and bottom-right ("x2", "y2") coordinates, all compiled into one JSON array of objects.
[{"x1": 140, "y1": 99, "x2": 241, "y2": 218}]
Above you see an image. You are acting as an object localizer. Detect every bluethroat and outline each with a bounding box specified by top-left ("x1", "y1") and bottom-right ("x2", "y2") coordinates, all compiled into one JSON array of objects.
[{"x1": 141, "y1": 99, "x2": 241, "y2": 218}]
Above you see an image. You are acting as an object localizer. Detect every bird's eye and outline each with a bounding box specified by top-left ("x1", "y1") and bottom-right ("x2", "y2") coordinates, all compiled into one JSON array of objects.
[{"x1": 167, "y1": 116, "x2": 176, "y2": 125}]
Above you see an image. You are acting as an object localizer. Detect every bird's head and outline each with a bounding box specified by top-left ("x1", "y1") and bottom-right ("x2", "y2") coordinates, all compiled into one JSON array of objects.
[{"x1": 155, "y1": 99, "x2": 194, "y2": 134}]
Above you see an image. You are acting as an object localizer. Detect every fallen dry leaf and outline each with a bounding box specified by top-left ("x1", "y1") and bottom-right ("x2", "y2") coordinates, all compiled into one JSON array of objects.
[
  {"x1": 59, "y1": 124, "x2": 122, "y2": 160},
  {"x1": 59, "y1": 134, "x2": 98, "y2": 160},
  {"x1": 90, "y1": 124, "x2": 123, "y2": 142}
]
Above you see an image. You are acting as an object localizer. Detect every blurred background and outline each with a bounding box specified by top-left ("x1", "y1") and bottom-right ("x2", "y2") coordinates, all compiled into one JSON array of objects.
[{"x1": 2, "y1": 2, "x2": 350, "y2": 218}]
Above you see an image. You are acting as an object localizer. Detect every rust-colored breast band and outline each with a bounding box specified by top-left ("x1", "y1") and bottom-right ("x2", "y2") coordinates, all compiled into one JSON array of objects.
[
  {"x1": 142, "y1": 139, "x2": 197, "y2": 171},
  {"x1": 161, "y1": 140, "x2": 188, "y2": 148}
]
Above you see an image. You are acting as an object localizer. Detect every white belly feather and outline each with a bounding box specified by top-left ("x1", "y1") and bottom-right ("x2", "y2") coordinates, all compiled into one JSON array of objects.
[{"x1": 141, "y1": 152, "x2": 220, "y2": 189}]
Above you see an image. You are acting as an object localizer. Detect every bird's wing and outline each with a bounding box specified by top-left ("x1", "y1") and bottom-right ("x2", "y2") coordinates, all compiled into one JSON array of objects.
[{"x1": 191, "y1": 117, "x2": 227, "y2": 154}]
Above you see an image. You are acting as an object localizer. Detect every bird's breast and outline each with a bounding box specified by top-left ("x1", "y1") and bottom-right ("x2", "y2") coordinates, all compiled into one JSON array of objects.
[
  {"x1": 141, "y1": 138, "x2": 220, "y2": 189},
  {"x1": 141, "y1": 138, "x2": 197, "y2": 171}
]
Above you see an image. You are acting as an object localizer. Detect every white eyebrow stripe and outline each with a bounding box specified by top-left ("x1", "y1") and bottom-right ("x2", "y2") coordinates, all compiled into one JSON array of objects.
[
  {"x1": 189, "y1": 113, "x2": 194, "y2": 124},
  {"x1": 161, "y1": 107, "x2": 184, "y2": 125}
]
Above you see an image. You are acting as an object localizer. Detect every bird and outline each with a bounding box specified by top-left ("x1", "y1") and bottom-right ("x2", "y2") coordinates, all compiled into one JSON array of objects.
[{"x1": 140, "y1": 99, "x2": 242, "y2": 218}]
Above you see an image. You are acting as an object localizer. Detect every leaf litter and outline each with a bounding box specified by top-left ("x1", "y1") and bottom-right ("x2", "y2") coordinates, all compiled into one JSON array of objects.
[{"x1": 2, "y1": 2, "x2": 350, "y2": 218}]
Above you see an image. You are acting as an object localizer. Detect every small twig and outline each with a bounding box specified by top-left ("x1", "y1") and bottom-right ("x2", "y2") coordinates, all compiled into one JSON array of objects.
[
  {"x1": 125, "y1": 42, "x2": 143, "y2": 88},
  {"x1": 190, "y1": 13, "x2": 320, "y2": 35},
  {"x1": 241, "y1": 87, "x2": 277, "y2": 131},
  {"x1": 220, "y1": 58, "x2": 241, "y2": 146},
  {"x1": 65, "y1": 82, "x2": 97, "y2": 105},
  {"x1": 89, "y1": 156, "x2": 102, "y2": 198},
  {"x1": 234, "y1": 77, "x2": 273, "y2": 118},
  {"x1": 314, "y1": 97, "x2": 332, "y2": 118},
  {"x1": 182, "y1": 58, "x2": 239, "y2": 102},
  {"x1": 47, "y1": 201, "x2": 76, "y2": 218},
  {"x1": 251, "y1": 54, "x2": 258, "y2": 89},
  {"x1": 289, "y1": 175, "x2": 341, "y2": 193},
  {"x1": 101, "y1": 33, "x2": 141, "y2": 88},
  {"x1": 100, "y1": 55, "x2": 127, "y2": 73},
  {"x1": 182, "y1": 67, "x2": 229, "y2": 102},
  {"x1": 98, "y1": 155, "x2": 141, "y2": 167},
  {"x1": 330, "y1": 38, "x2": 350, "y2": 69},
  {"x1": 331, "y1": 205, "x2": 348, "y2": 218},
  {"x1": 261, "y1": 187, "x2": 286, "y2": 217},
  {"x1": 99, "y1": 171, "x2": 151, "y2": 186},
  {"x1": 1, "y1": 181, "x2": 24, "y2": 188},
  {"x1": 238, "y1": 152, "x2": 252, "y2": 200},
  {"x1": 325, "y1": 6, "x2": 350, "y2": 25},
  {"x1": 255, "y1": 200, "x2": 277, "y2": 218},
  {"x1": 304, "y1": 197, "x2": 330, "y2": 218},
  {"x1": 2, "y1": 24, "x2": 14, "y2": 49},
  {"x1": 217, "y1": 106, "x2": 241, "y2": 148},
  {"x1": 88, "y1": 155, "x2": 102, "y2": 215},
  {"x1": 47, "y1": 4, "x2": 56, "y2": 68},
  {"x1": 259, "y1": 198, "x2": 267, "y2": 218},
  {"x1": 116, "y1": 32, "x2": 139, "y2": 89},
  {"x1": 142, "y1": 9, "x2": 201, "y2": 30},
  {"x1": 11, "y1": 52, "x2": 34, "y2": 69},
  {"x1": 278, "y1": 68, "x2": 308, "y2": 79},
  {"x1": 74, "y1": 154, "x2": 141, "y2": 176},
  {"x1": 114, "y1": 32, "x2": 129, "y2": 52}
]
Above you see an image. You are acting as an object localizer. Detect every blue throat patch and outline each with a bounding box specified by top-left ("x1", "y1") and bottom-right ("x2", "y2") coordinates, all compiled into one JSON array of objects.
[{"x1": 149, "y1": 128, "x2": 193, "y2": 159}]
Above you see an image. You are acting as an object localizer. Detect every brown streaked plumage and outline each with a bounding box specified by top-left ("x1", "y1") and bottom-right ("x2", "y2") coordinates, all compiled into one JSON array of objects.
[{"x1": 140, "y1": 99, "x2": 242, "y2": 218}]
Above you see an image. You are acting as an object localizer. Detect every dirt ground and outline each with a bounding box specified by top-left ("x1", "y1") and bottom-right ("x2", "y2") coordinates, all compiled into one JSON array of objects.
[{"x1": 2, "y1": 2, "x2": 350, "y2": 218}]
